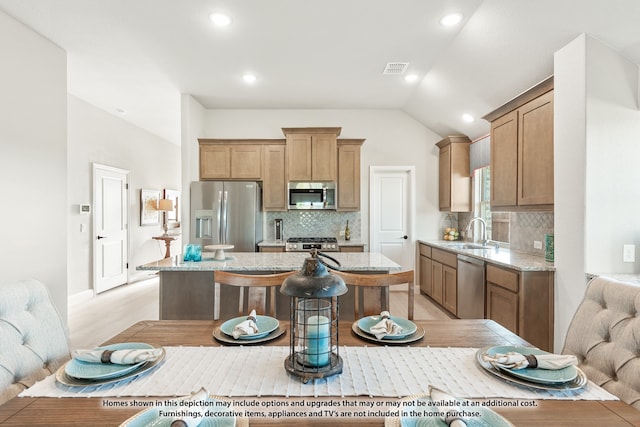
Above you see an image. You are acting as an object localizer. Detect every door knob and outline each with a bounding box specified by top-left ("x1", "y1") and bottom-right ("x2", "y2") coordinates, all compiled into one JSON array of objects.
[
  {"x1": 97, "y1": 235, "x2": 106, "y2": 240},
  {"x1": 402, "y1": 235, "x2": 408, "y2": 240}
]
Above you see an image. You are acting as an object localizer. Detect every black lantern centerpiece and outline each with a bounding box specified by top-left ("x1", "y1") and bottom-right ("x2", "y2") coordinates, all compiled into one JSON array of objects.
[{"x1": 280, "y1": 249, "x2": 347, "y2": 383}]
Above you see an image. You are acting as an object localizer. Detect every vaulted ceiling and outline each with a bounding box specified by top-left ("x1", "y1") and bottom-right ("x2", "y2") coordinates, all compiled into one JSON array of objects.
[{"x1": 1, "y1": 0, "x2": 639, "y2": 145}]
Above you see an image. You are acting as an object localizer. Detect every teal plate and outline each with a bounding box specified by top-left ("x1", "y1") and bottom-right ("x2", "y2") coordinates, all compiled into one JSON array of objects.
[
  {"x1": 65, "y1": 343, "x2": 152, "y2": 380},
  {"x1": 484, "y1": 346, "x2": 578, "y2": 384},
  {"x1": 220, "y1": 315, "x2": 279, "y2": 340},
  {"x1": 357, "y1": 315, "x2": 417, "y2": 340},
  {"x1": 397, "y1": 394, "x2": 515, "y2": 427},
  {"x1": 119, "y1": 395, "x2": 245, "y2": 427}
]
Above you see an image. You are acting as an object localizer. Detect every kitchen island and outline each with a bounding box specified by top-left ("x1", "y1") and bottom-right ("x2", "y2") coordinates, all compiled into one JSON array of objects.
[{"x1": 137, "y1": 251, "x2": 401, "y2": 320}]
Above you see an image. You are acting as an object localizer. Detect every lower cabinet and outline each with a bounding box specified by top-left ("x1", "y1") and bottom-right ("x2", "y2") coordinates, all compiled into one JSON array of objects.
[
  {"x1": 486, "y1": 263, "x2": 554, "y2": 351},
  {"x1": 340, "y1": 245, "x2": 364, "y2": 252},
  {"x1": 418, "y1": 244, "x2": 457, "y2": 317},
  {"x1": 259, "y1": 246, "x2": 285, "y2": 253}
]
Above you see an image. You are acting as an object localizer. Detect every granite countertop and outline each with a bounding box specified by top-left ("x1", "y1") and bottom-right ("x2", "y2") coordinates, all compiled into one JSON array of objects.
[
  {"x1": 137, "y1": 251, "x2": 400, "y2": 272},
  {"x1": 419, "y1": 240, "x2": 555, "y2": 272},
  {"x1": 258, "y1": 239, "x2": 366, "y2": 247}
]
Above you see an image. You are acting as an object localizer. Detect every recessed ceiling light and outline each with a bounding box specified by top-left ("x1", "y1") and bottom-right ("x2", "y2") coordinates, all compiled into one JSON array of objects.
[
  {"x1": 242, "y1": 74, "x2": 257, "y2": 84},
  {"x1": 462, "y1": 113, "x2": 475, "y2": 123},
  {"x1": 440, "y1": 13, "x2": 463, "y2": 27},
  {"x1": 404, "y1": 74, "x2": 419, "y2": 83},
  {"x1": 209, "y1": 13, "x2": 231, "y2": 27}
]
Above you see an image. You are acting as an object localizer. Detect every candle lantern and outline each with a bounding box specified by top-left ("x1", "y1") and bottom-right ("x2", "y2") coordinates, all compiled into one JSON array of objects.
[{"x1": 280, "y1": 249, "x2": 347, "y2": 383}]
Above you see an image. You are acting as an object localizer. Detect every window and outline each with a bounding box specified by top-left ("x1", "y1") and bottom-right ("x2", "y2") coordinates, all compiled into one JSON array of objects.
[{"x1": 472, "y1": 166, "x2": 510, "y2": 244}]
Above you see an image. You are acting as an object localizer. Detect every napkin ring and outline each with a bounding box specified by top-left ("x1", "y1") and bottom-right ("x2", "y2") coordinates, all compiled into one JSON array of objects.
[
  {"x1": 101, "y1": 350, "x2": 115, "y2": 364},
  {"x1": 247, "y1": 315, "x2": 257, "y2": 322},
  {"x1": 524, "y1": 354, "x2": 538, "y2": 368}
]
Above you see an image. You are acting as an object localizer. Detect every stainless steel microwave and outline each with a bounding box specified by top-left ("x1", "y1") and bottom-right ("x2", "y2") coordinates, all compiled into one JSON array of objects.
[{"x1": 288, "y1": 182, "x2": 336, "y2": 210}]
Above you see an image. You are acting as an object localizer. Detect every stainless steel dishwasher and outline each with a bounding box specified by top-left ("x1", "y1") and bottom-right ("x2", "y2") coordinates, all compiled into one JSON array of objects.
[{"x1": 456, "y1": 254, "x2": 486, "y2": 319}]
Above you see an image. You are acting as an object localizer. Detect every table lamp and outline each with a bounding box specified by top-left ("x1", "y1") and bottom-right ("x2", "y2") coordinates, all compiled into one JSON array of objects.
[
  {"x1": 280, "y1": 249, "x2": 347, "y2": 383},
  {"x1": 158, "y1": 198, "x2": 174, "y2": 236}
]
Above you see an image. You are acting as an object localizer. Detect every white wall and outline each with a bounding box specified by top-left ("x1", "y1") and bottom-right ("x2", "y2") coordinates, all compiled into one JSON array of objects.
[
  {"x1": 0, "y1": 10, "x2": 68, "y2": 318},
  {"x1": 554, "y1": 34, "x2": 640, "y2": 351},
  {"x1": 180, "y1": 109, "x2": 443, "y2": 252},
  {"x1": 67, "y1": 95, "x2": 181, "y2": 295}
]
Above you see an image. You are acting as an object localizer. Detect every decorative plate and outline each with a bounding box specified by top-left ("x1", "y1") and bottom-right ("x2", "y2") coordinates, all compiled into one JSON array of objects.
[
  {"x1": 385, "y1": 393, "x2": 516, "y2": 427},
  {"x1": 483, "y1": 346, "x2": 578, "y2": 384},
  {"x1": 65, "y1": 342, "x2": 153, "y2": 380},
  {"x1": 220, "y1": 315, "x2": 279, "y2": 340},
  {"x1": 475, "y1": 347, "x2": 587, "y2": 392},
  {"x1": 213, "y1": 326, "x2": 286, "y2": 346},
  {"x1": 119, "y1": 394, "x2": 248, "y2": 427},
  {"x1": 351, "y1": 321, "x2": 424, "y2": 345},
  {"x1": 357, "y1": 315, "x2": 417, "y2": 340},
  {"x1": 56, "y1": 344, "x2": 165, "y2": 387}
]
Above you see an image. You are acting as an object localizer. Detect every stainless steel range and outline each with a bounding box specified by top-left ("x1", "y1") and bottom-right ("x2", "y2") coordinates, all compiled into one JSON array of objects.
[{"x1": 285, "y1": 237, "x2": 339, "y2": 252}]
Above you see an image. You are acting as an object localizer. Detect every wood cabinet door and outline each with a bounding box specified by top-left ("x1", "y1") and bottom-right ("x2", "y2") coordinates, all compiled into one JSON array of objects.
[
  {"x1": 442, "y1": 264, "x2": 457, "y2": 315},
  {"x1": 486, "y1": 283, "x2": 518, "y2": 334},
  {"x1": 200, "y1": 145, "x2": 231, "y2": 179},
  {"x1": 430, "y1": 261, "x2": 443, "y2": 305},
  {"x1": 490, "y1": 110, "x2": 518, "y2": 207},
  {"x1": 337, "y1": 143, "x2": 361, "y2": 210},
  {"x1": 230, "y1": 145, "x2": 262, "y2": 179},
  {"x1": 339, "y1": 246, "x2": 365, "y2": 252},
  {"x1": 438, "y1": 144, "x2": 451, "y2": 210},
  {"x1": 419, "y1": 254, "x2": 432, "y2": 296},
  {"x1": 262, "y1": 144, "x2": 286, "y2": 211},
  {"x1": 518, "y1": 90, "x2": 554, "y2": 206},
  {"x1": 286, "y1": 134, "x2": 312, "y2": 181},
  {"x1": 312, "y1": 134, "x2": 337, "y2": 181}
]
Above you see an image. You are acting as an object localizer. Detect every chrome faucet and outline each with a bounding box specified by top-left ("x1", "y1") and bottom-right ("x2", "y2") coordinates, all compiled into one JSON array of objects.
[{"x1": 465, "y1": 217, "x2": 488, "y2": 246}]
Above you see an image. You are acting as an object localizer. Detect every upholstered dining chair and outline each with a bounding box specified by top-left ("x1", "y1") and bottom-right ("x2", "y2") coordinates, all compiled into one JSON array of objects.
[
  {"x1": 562, "y1": 276, "x2": 640, "y2": 410},
  {"x1": 214, "y1": 271, "x2": 296, "y2": 320},
  {"x1": 331, "y1": 270, "x2": 415, "y2": 321},
  {"x1": 0, "y1": 279, "x2": 70, "y2": 405}
]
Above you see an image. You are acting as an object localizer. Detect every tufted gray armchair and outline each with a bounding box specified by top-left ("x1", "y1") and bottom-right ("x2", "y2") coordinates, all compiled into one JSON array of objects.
[
  {"x1": 562, "y1": 276, "x2": 640, "y2": 410},
  {"x1": 0, "y1": 279, "x2": 70, "y2": 405}
]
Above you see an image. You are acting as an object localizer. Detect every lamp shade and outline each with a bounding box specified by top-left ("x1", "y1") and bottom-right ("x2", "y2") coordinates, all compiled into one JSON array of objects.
[{"x1": 158, "y1": 199, "x2": 173, "y2": 211}]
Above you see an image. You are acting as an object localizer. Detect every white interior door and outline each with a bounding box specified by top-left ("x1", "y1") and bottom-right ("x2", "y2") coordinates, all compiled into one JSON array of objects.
[
  {"x1": 370, "y1": 166, "x2": 415, "y2": 270},
  {"x1": 93, "y1": 164, "x2": 129, "y2": 294}
]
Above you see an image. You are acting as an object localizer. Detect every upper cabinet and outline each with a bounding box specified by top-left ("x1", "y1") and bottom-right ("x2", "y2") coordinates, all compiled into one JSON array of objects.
[
  {"x1": 282, "y1": 127, "x2": 341, "y2": 182},
  {"x1": 199, "y1": 140, "x2": 263, "y2": 180},
  {"x1": 262, "y1": 142, "x2": 287, "y2": 211},
  {"x1": 337, "y1": 139, "x2": 364, "y2": 211},
  {"x1": 484, "y1": 77, "x2": 554, "y2": 211},
  {"x1": 436, "y1": 136, "x2": 471, "y2": 212}
]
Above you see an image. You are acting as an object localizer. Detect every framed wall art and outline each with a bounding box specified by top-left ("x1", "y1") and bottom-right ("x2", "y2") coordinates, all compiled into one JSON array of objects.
[{"x1": 140, "y1": 189, "x2": 160, "y2": 226}]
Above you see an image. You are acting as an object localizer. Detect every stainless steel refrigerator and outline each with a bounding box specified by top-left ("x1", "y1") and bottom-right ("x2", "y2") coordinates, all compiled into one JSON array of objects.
[{"x1": 190, "y1": 181, "x2": 263, "y2": 252}]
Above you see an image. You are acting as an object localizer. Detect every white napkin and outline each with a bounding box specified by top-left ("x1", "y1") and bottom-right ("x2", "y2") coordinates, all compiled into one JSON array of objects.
[
  {"x1": 483, "y1": 351, "x2": 578, "y2": 370},
  {"x1": 170, "y1": 387, "x2": 208, "y2": 427},
  {"x1": 369, "y1": 311, "x2": 404, "y2": 340},
  {"x1": 72, "y1": 347, "x2": 163, "y2": 365},
  {"x1": 232, "y1": 309, "x2": 259, "y2": 339},
  {"x1": 429, "y1": 387, "x2": 468, "y2": 427}
]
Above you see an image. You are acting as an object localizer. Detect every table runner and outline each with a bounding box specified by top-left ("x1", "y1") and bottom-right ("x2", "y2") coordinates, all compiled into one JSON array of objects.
[{"x1": 20, "y1": 346, "x2": 617, "y2": 401}]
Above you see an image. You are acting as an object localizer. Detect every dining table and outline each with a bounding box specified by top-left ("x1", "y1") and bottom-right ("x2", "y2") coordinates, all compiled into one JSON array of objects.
[{"x1": 2, "y1": 319, "x2": 639, "y2": 426}]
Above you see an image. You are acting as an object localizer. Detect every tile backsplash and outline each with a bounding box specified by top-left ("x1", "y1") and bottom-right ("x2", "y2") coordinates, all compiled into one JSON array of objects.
[
  {"x1": 458, "y1": 211, "x2": 554, "y2": 257},
  {"x1": 265, "y1": 211, "x2": 360, "y2": 240}
]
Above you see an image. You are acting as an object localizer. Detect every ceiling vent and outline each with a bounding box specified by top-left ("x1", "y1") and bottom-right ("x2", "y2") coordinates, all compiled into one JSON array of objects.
[{"x1": 382, "y1": 62, "x2": 409, "y2": 75}]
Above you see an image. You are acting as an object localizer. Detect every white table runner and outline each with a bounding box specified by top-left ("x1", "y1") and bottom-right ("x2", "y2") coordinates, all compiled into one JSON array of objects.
[{"x1": 20, "y1": 346, "x2": 617, "y2": 401}]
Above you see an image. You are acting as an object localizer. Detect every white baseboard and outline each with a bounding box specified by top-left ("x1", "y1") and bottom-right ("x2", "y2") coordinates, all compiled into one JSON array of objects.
[{"x1": 68, "y1": 289, "x2": 94, "y2": 307}]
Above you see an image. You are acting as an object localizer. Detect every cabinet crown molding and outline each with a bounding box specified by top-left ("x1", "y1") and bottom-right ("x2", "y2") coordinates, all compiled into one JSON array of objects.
[
  {"x1": 482, "y1": 76, "x2": 554, "y2": 122},
  {"x1": 436, "y1": 135, "x2": 471, "y2": 149},
  {"x1": 281, "y1": 127, "x2": 342, "y2": 136}
]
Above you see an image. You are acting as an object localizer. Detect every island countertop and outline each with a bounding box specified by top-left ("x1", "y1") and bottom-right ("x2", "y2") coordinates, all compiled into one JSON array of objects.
[{"x1": 137, "y1": 251, "x2": 401, "y2": 272}]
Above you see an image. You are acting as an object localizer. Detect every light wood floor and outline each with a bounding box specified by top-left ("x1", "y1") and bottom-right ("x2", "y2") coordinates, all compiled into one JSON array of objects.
[{"x1": 68, "y1": 278, "x2": 452, "y2": 350}]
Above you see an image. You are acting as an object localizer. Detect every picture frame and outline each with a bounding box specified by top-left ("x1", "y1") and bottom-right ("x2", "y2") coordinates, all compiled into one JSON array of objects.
[
  {"x1": 140, "y1": 189, "x2": 160, "y2": 226},
  {"x1": 163, "y1": 189, "x2": 181, "y2": 227}
]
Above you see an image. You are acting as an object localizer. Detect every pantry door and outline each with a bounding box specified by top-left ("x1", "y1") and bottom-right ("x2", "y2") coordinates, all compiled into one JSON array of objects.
[
  {"x1": 93, "y1": 164, "x2": 129, "y2": 294},
  {"x1": 370, "y1": 166, "x2": 415, "y2": 270}
]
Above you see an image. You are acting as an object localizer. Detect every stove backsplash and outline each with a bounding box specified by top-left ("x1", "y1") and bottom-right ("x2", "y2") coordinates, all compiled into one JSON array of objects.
[{"x1": 265, "y1": 211, "x2": 361, "y2": 241}]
